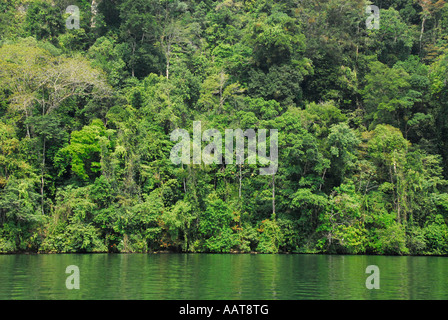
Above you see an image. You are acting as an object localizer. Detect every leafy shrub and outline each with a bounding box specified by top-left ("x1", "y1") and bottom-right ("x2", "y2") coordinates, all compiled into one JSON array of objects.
[
  {"x1": 406, "y1": 225, "x2": 427, "y2": 255},
  {"x1": 423, "y1": 215, "x2": 448, "y2": 255},
  {"x1": 0, "y1": 236, "x2": 16, "y2": 253},
  {"x1": 256, "y1": 218, "x2": 283, "y2": 254},
  {"x1": 374, "y1": 222, "x2": 409, "y2": 255},
  {"x1": 40, "y1": 221, "x2": 106, "y2": 253}
]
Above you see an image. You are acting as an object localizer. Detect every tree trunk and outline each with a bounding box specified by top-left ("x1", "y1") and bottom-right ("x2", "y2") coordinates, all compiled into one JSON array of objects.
[
  {"x1": 239, "y1": 164, "x2": 242, "y2": 198},
  {"x1": 25, "y1": 108, "x2": 31, "y2": 138},
  {"x1": 166, "y1": 60, "x2": 170, "y2": 79},
  {"x1": 218, "y1": 71, "x2": 226, "y2": 114},
  {"x1": 91, "y1": 0, "x2": 99, "y2": 28},
  {"x1": 272, "y1": 174, "x2": 276, "y2": 218},
  {"x1": 182, "y1": 163, "x2": 186, "y2": 193},
  {"x1": 41, "y1": 137, "x2": 46, "y2": 215},
  {"x1": 131, "y1": 40, "x2": 136, "y2": 78},
  {"x1": 391, "y1": 151, "x2": 400, "y2": 224},
  {"x1": 420, "y1": 16, "x2": 426, "y2": 54},
  {"x1": 166, "y1": 54, "x2": 170, "y2": 79}
]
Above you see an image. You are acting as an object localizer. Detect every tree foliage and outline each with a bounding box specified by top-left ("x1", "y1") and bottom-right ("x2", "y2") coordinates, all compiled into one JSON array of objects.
[{"x1": 0, "y1": 0, "x2": 448, "y2": 255}]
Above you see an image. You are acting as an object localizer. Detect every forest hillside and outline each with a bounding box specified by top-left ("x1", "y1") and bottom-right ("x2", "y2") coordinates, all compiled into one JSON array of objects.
[{"x1": 1, "y1": 0, "x2": 448, "y2": 255}]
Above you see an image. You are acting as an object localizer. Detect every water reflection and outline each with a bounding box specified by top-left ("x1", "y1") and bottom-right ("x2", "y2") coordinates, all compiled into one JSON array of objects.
[{"x1": 0, "y1": 254, "x2": 447, "y2": 300}]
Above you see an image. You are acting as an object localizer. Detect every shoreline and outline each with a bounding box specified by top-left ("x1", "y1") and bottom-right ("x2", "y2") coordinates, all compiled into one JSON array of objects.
[{"x1": 1, "y1": 250, "x2": 447, "y2": 257}]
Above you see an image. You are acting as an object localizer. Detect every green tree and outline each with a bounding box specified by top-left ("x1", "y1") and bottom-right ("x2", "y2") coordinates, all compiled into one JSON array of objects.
[
  {"x1": 59, "y1": 119, "x2": 112, "y2": 182},
  {"x1": 24, "y1": 1, "x2": 64, "y2": 43},
  {"x1": 198, "y1": 193, "x2": 238, "y2": 252}
]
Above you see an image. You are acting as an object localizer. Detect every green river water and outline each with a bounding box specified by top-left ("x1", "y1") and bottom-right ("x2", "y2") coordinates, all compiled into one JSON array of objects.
[{"x1": 0, "y1": 253, "x2": 446, "y2": 300}]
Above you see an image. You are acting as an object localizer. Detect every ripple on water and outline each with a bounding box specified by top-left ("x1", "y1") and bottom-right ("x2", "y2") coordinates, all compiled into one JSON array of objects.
[{"x1": 0, "y1": 254, "x2": 447, "y2": 300}]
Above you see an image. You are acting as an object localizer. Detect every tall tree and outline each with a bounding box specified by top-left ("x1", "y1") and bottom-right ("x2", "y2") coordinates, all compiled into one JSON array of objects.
[{"x1": 0, "y1": 39, "x2": 111, "y2": 214}]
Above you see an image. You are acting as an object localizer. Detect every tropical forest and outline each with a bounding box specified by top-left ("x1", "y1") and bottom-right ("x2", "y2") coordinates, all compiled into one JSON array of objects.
[{"x1": 1, "y1": 0, "x2": 448, "y2": 256}]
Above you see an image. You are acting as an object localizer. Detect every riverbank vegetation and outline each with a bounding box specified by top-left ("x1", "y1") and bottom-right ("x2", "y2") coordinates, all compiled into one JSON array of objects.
[{"x1": 1, "y1": 0, "x2": 448, "y2": 255}]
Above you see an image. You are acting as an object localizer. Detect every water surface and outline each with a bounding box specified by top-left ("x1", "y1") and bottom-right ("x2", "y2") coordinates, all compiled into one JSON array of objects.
[{"x1": 0, "y1": 254, "x2": 446, "y2": 300}]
